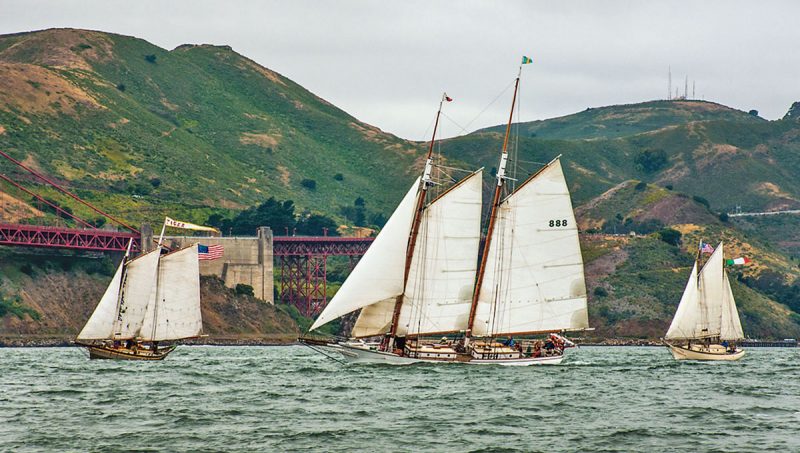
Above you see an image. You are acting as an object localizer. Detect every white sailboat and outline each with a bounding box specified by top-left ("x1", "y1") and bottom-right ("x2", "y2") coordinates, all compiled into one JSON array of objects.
[
  {"x1": 665, "y1": 241, "x2": 745, "y2": 361},
  {"x1": 76, "y1": 221, "x2": 203, "y2": 360},
  {"x1": 303, "y1": 66, "x2": 589, "y2": 365}
]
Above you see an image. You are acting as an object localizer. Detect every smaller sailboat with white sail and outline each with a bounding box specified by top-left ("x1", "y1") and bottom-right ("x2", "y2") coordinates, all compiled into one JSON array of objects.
[
  {"x1": 75, "y1": 218, "x2": 205, "y2": 360},
  {"x1": 665, "y1": 241, "x2": 745, "y2": 361}
]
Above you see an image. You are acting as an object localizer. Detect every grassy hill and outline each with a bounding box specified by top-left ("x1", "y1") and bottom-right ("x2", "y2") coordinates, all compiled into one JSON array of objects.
[{"x1": 0, "y1": 28, "x2": 424, "y2": 228}]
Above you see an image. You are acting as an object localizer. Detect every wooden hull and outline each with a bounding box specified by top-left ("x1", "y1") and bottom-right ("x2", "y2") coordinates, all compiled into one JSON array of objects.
[
  {"x1": 667, "y1": 343, "x2": 745, "y2": 361},
  {"x1": 335, "y1": 342, "x2": 565, "y2": 366},
  {"x1": 84, "y1": 344, "x2": 175, "y2": 361}
]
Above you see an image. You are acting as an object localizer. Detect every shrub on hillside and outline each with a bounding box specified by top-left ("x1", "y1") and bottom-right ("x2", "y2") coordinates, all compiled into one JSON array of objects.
[
  {"x1": 634, "y1": 181, "x2": 647, "y2": 191},
  {"x1": 333, "y1": 173, "x2": 344, "y2": 181},
  {"x1": 593, "y1": 287, "x2": 609, "y2": 297},
  {"x1": 235, "y1": 284, "x2": 255, "y2": 297},
  {"x1": 692, "y1": 195, "x2": 710, "y2": 209},
  {"x1": 658, "y1": 228, "x2": 682, "y2": 246},
  {"x1": 634, "y1": 149, "x2": 669, "y2": 173},
  {"x1": 144, "y1": 54, "x2": 157, "y2": 63},
  {"x1": 300, "y1": 179, "x2": 316, "y2": 190}
]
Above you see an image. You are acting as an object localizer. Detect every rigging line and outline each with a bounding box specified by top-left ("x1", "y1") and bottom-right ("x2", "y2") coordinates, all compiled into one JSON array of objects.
[
  {"x1": 461, "y1": 78, "x2": 518, "y2": 134},
  {"x1": 439, "y1": 111, "x2": 470, "y2": 137},
  {"x1": 301, "y1": 342, "x2": 346, "y2": 364},
  {"x1": 516, "y1": 159, "x2": 548, "y2": 166},
  {"x1": 434, "y1": 164, "x2": 475, "y2": 174}
]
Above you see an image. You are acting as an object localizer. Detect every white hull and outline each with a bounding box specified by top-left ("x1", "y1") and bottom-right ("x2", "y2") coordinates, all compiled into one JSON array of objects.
[
  {"x1": 468, "y1": 355, "x2": 563, "y2": 366},
  {"x1": 667, "y1": 343, "x2": 745, "y2": 361},
  {"x1": 336, "y1": 343, "x2": 564, "y2": 366}
]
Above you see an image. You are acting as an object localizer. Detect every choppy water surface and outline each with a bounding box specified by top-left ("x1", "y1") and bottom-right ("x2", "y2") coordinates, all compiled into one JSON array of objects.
[{"x1": 2, "y1": 346, "x2": 799, "y2": 452}]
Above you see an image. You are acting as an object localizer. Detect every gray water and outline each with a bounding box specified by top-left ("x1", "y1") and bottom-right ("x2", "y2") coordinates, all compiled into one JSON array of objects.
[{"x1": 2, "y1": 346, "x2": 799, "y2": 452}]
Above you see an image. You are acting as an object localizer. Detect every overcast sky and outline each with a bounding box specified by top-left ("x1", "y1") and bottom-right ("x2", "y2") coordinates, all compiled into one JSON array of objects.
[{"x1": 2, "y1": 1, "x2": 798, "y2": 140}]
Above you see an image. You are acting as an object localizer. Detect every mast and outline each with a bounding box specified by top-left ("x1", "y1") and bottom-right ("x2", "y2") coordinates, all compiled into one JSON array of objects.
[
  {"x1": 111, "y1": 239, "x2": 134, "y2": 337},
  {"x1": 143, "y1": 218, "x2": 167, "y2": 342},
  {"x1": 467, "y1": 69, "x2": 522, "y2": 338},
  {"x1": 386, "y1": 93, "x2": 448, "y2": 347}
]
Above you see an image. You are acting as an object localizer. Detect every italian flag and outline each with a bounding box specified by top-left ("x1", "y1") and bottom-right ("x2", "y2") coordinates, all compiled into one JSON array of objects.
[{"x1": 725, "y1": 257, "x2": 751, "y2": 266}]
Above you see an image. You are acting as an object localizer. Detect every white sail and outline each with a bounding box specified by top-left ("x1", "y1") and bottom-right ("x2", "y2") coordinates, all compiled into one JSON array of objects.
[
  {"x1": 666, "y1": 243, "x2": 742, "y2": 340},
  {"x1": 350, "y1": 298, "x2": 395, "y2": 337},
  {"x1": 665, "y1": 262, "x2": 701, "y2": 340},
  {"x1": 473, "y1": 158, "x2": 589, "y2": 336},
  {"x1": 113, "y1": 248, "x2": 161, "y2": 339},
  {"x1": 396, "y1": 170, "x2": 483, "y2": 336},
  {"x1": 310, "y1": 177, "x2": 421, "y2": 331},
  {"x1": 720, "y1": 271, "x2": 744, "y2": 340},
  {"x1": 139, "y1": 245, "x2": 203, "y2": 341},
  {"x1": 77, "y1": 259, "x2": 125, "y2": 340},
  {"x1": 697, "y1": 243, "x2": 724, "y2": 338}
]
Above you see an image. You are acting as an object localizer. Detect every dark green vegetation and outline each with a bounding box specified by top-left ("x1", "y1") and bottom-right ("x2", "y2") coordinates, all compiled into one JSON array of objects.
[{"x1": 2, "y1": 28, "x2": 800, "y2": 339}]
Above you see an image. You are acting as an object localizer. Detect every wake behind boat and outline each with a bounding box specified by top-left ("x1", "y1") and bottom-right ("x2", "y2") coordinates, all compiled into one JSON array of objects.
[
  {"x1": 665, "y1": 241, "x2": 745, "y2": 361},
  {"x1": 301, "y1": 59, "x2": 590, "y2": 365}
]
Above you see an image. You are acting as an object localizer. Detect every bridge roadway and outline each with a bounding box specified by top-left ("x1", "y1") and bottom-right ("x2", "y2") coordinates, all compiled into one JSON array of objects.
[{"x1": 0, "y1": 223, "x2": 373, "y2": 255}]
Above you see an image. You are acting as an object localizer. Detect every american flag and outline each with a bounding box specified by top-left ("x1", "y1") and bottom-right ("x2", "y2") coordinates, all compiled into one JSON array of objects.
[
  {"x1": 198, "y1": 244, "x2": 224, "y2": 260},
  {"x1": 699, "y1": 242, "x2": 715, "y2": 254}
]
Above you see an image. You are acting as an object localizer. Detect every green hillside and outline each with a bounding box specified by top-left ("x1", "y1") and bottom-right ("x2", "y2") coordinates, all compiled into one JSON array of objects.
[{"x1": 0, "y1": 28, "x2": 424, "y2": 228}]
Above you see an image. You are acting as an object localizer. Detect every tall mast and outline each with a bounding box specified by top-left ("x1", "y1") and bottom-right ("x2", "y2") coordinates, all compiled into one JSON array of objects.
[
  {"x1": 111, "y1": 239, "x2": 134, "y2": 337},
  {"x1": 386, "y1": 93, "x2": 449, "y2": 347},
  {"x1": 467, "y1": 69, "x2": 522, "y2": 338}
]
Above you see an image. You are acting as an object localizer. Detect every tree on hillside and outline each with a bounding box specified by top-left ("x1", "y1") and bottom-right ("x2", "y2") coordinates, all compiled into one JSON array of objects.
[
  {"x1": 634, "y1": 149, "x2": 669, "y2": 173},
  {"x1": 221, "y1": 197, "x2": 297, "y2": 235},
  {"x1": 296, "y1": 214, "x2": 340, "y2": 236},
  {"x1": 658, "y1": 228, "x2": 682, "y2": 246}
]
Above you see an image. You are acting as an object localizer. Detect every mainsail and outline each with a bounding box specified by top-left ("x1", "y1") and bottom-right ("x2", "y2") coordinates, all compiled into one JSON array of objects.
[
  {"x1": 310, "y1": 178, "x2": 420, "y2": 332},
  {"x1": 113, "y1": 248, "x2": 161, "y2": 339},
  {"x1": 395, "y1": 170, "x2": 483, "y2": 336},
  {"x1": 138, "y1": 245, "x2": 203, "y2": 341},
  {"x1": 472, "y1": 158, "x2": 589, "y2": 336},
  {"x1": 666, "y1": 242, "x2": 743, "y2": 340}
]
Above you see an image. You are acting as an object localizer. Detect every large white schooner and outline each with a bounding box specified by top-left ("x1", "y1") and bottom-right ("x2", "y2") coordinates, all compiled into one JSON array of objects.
[
  {"x1": 665, "y1": 241, "x2": 745, "y2": 361},
  {"x1": 76, "y1": 220, "x2": 204, "y2": 360},
  {"x1": 303, "y1": 65, "x2": 589, "y2": 365}
]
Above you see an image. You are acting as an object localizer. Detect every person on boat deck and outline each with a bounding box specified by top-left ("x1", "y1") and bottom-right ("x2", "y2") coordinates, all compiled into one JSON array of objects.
[
  {"x1": 504, "y1": 337, "x2": 515, "y2": 347},
  {"x1": 152, "y1": 341, "x2": 159, "y2": 353},
  {"x1": 532, "y1": 341, "x2": 543, "y2": 358},
  {"x1": 125, "y1": 339, "x2": 133, "y2": 349},
  {"x1": 544, "y1": 337, "x2": 556, "y2": 354}
]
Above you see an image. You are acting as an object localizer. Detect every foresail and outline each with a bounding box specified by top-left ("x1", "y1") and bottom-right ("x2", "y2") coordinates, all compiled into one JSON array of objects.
[
  {"x1": 720, "y1": 271, "x2": 744, "y2": 340},
  {"x1": 472, "y1": 159, "x2": 588, "y2": 336},
  {"x1": 139, "y1": 245, "x2": 202, "y2": 341},
  {"x1": 310, "y1": 177, "x2": 420, "y2": 331},
  {"x1": 113, "y1": 248, "x2": 161, "y2": 339},
  {"x1": 396, "y1": 170, "x2": 482, "y2": 336},
  {"x1": 77, "y1": 259, "x2": 124, "y2": 340},
  {"x1": 351, "y1": 298, "x2": 395, "y2": 337},
  {"x1": 665, "y1": 262, "x2": 700, "y2": 340}
]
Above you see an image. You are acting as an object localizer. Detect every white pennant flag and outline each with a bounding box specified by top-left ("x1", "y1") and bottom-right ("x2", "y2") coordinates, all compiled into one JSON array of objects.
[{"x1": 165, "y1": 217, "x2": 220, "y2": 234}]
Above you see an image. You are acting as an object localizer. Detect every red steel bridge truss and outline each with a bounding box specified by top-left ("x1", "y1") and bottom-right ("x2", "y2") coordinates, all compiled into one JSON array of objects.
[{"x1": 273, "y1": 237, "x2": 372, "y2": 317}]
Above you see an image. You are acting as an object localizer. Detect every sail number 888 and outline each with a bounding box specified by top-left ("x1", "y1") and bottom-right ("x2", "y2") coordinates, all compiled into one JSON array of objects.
[{"x1": 549, "y1": 219, "x2": 568, "y2": 227}]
